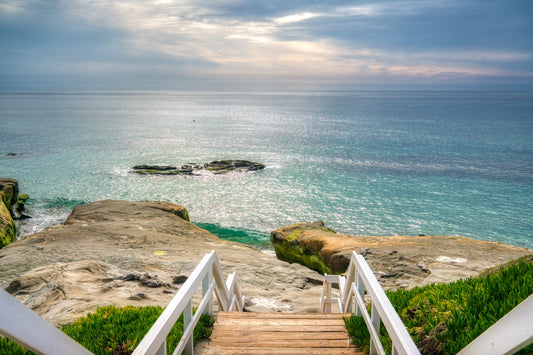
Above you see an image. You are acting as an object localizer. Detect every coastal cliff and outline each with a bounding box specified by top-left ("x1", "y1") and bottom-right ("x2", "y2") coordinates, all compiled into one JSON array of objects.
[
  {"x1": 0, "y1": 200, "x2": 324, "y2": 326},
  {"x1": 271, "y1": 221, "x2": 533, "y2": 290},
  {"x1": 0, "y1": 178, "x2": 28, "y2": 248},
  {"x1": 2, "y1": 198, "x2": 531, "y2": 328}
]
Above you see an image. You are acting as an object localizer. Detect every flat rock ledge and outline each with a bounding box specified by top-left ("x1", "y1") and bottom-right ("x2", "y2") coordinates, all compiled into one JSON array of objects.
[
  {"x1": 271, "y1": 221, "x2": 533, "y2": 290},
  {"x1": 0, "y1": 200, "x2": 323, "y2": 326},
  {"x1": 133, "y1": 160, "x2": 265, "y2": 175}
]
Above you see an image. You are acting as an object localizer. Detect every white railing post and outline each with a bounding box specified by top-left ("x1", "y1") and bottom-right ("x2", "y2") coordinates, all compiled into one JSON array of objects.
[
  {"x1": 202, "y1": 268, "x2": 213, "y2": 315},
  {"x1": 355, "y1": 271, "x2": 365, "y2": 317},
  {"x1": 323, "y1": 275, "x2": 332, "y2": 313},
  {"x1": 370, "y1": 303, "x2": 382, "y2": 355},
  {"x1": 155, "y1": 340, "x2": 166, "y2": 355},
  {"x1": 212, "y1": 257, "x2": 229, "y2": 311},
  {"x1": 342, "y1": 260, "x2": 356, "y2": 311},
  {"x1": 321, "y1": 251, "x2": 420, "y2": 355},
  {"x1": 183, "y1": 300, "x2": 193, "y2": 355},
  {"x1": 133, "y1": 250, "x2": 243, "y2": 355},
  {"x1": 1, "y1": 251, "x2": 242, "y2": 355}
]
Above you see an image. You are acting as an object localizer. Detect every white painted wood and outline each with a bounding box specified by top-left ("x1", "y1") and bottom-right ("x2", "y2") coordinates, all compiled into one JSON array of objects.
[
  {"x1": 183, "y1": 300, "x2": 193, "y2": 355},
  {"x1": 133, "y1": 251, "x2": 243, "y2": 355},
  {"x1": 133, "y1": 252, "x2": 214, "y2": 354},
  {"x1": 370, "y1": 303, "x2": 382, "y2": 355},
  {"x1": 457, "y1": 293, "x2": 533, "y2": 355},
  {"x1": 352, "y1": 283, "x2": 386, "y2": 355},
  {"x1": 343, "y1": 262, "x2": 356, "y2": 308},
  {"x1": 172, "y1": 282, "x2": 216, "y2": 355},
  {"x1": 155, "y1": 340, "x2": 166, "y2": 355},
  {"x1": 0, "y1": 289, "x2": 92, "y2": 355},
  {"x1": 232, "y1": 276, "x2": 244, "y2": 311},
  {"x1": 321, "y1": 251, "x2": 420, "y2": 355},
  {"x1": 212, "y1": 256, "x2": 230, "y2": 307},
  {"x1": 353, "y1": 254, "x2": 420, "y2": 355},
  {"x1": 320, "y1": 274, "x2": 343, "y2": 313},
  {"x1": 213, "y1": 284, "x2": 228, "y2": 312},
  {"x1": 202, "y1": 269, "x2": 213, "y2": 315}
]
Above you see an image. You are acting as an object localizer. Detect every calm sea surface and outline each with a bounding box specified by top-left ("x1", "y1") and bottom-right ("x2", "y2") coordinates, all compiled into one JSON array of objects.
[{"x1": 1, "y1": 91, "x2": 532, "y2": 249}]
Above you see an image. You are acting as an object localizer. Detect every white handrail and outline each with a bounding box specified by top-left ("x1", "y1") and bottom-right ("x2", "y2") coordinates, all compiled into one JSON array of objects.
[
  {"x1": 457, "y1": 293, "x2": 533, "y2": 355},
  {"x1": 0, "y1": 250, "x2": 242, "y2": 355},
  {"x1": 133, "y1": 250, "x2": 243, "y2": 355},
  {"x1": 320, "y1": 251, "x2": 420, "y2": 355},
  {"x1": 0, "y1": 288, "x2": 92, "y2": 355}
]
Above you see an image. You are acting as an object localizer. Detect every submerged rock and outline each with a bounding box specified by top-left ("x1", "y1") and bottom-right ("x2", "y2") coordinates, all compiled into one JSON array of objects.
[
  {"x1": 271, "y1": 221, "x2": 533, "y2": 290},
  {"x1": 132, "y1": 160, "x2": 265, "y2": 175},
  {"x1": 205, "y1": 160, "x2": 266, "y2": 174}
]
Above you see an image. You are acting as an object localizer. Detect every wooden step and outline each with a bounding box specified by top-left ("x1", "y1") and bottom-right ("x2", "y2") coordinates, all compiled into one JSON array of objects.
[{"x1": 197, "y1": 312, "x2": 364, "y2": 355}]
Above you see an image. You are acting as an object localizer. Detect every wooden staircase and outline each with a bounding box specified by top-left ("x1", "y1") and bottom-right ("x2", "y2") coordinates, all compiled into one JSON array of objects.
[{"x1": 197, "y1": 311, "x2": 364, "y2": 355}]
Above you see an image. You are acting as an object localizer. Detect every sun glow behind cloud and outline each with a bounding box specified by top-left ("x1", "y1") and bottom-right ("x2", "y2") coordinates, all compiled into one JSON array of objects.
[{"x1": 1, "y1": 0, "x2": 532, "y2": 90}]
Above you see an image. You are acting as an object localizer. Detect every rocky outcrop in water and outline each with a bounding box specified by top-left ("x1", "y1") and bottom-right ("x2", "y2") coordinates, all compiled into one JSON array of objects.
[
  {"x1": 0, "y1": 200, "x2": 323, "y2": 326},
  {"x1": 0, "y1": 178, "x2": 29, "y2": 248},
  {"x1": 133, "y1": 160, "x2": 265, "y2": 175},
  {"x1": 271, "y1": 221, "x2": 533, "y2": 290}
]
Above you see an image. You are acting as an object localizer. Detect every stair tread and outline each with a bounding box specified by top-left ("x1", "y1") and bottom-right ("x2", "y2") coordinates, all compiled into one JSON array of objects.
[{"x1": 197, "y1": 312, "x2": 362, "y2": 355}]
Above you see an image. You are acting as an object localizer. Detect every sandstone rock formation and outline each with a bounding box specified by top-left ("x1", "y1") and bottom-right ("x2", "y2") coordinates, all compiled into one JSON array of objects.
[
  {"x1": 271, "y1": 221, "x2": 533, "y2": 290},
  {"x1": 133, "y1": 160, "x2": 265, "y2": 175},
  {"x1": 0, "y1": 200, "x2": 323, "y2": 326},
  {"x1": 0, "y1": 178, "x2": 29, "y2": 247}
]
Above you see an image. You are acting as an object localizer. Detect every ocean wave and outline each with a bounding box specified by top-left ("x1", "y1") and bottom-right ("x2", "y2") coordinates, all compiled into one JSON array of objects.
[{"x1": 16, "y1": 197, "x2": 86, "y2": 238}]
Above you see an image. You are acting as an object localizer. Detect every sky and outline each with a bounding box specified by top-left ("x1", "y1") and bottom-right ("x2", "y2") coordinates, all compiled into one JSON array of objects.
[{"x1": 1, "y1": 0, "x2": 532, "y2": 91}]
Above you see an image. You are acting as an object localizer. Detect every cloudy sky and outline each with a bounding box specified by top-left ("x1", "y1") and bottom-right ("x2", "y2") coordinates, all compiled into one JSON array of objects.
[{"x1": 1, "y1": 0, "x2": 532, "y2": 91}]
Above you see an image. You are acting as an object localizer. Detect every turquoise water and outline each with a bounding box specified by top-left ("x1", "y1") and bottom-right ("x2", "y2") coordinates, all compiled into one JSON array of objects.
[{"x1": 1, "y1": 91, "x2": 532, "y2": 249}]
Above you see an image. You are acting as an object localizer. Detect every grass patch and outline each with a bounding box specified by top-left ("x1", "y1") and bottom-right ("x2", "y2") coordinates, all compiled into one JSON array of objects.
[
  {"x1": 345, "y1": 258, "x2": 533, "y2": 354},
  {"x1": 1, "y1": 305, "x2": 215, "y2": 355}
]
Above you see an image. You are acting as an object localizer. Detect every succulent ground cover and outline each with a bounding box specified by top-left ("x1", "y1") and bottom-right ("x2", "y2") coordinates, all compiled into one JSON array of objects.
[
  {"x1": 0, "y1": 306, "x2": 215, "y2": 355},
  {"x1": 345, "y1": 256, "x2": 533, "y2": 354}
]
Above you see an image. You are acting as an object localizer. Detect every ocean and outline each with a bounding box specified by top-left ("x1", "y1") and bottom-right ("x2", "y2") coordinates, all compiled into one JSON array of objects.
[{"x1": 1, "y1": 91, "x2": 532, "y2": 250}]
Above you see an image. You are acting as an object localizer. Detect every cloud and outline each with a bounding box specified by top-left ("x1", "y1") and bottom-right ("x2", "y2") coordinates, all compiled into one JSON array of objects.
[
  {"x1": 1, "y1": 0, "x2": 532, "y2": 90},
  {"x1": 274, "y1": 12, "x2": 320, "y2": 25}
]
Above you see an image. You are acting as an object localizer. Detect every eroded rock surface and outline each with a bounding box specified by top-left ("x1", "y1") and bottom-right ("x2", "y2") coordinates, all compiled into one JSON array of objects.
[
  {"x1": 271, "y1": 221, "x2": 533, "y2": 290},
  {"x1": 0, "y1": 200, "x2": 322, "y2": 326}
]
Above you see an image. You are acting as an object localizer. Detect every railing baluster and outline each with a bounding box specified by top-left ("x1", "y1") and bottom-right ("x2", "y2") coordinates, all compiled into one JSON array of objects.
[
  {"x1": 202, "y1": 269, "x2": 213, "y2": 315},
  {"x1": 183, "y1": 300, "x2": 193, "y2": 354},
  {"x1": 155, "y1": 340, "x2": 166, "y2": 355},
  {"x1": 2, "y1": 251, "x2": 243, "y2": 355},
  {"x1": 133, "y1": 251, "x2": 242, "y2": 355},
  {"x1": 321, "y1": 251, "x2": 420, "y2": 355},
  {"x1": 370, "y1": 303, "x2": 382, "y2": 355},
  {"x1": 355, "y1": 271, "x2": 365, "y2": 317}
]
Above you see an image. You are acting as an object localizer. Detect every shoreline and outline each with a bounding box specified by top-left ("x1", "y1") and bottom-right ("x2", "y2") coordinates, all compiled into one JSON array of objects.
[
  {"x1": 14, "y1": 199, "x2": 533, "y2": 252},
  {"x1": 1, "y1": 197, "x2": 531, "y2": 328}
]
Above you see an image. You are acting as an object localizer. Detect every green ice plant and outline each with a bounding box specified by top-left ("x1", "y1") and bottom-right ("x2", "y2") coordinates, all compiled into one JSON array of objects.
[
  {"x1": 0, "y1": 305, "x2": 215, "y2": 355},
  {"x1": 345, "y1": 257, "x2": 533, "y2": 354}
]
